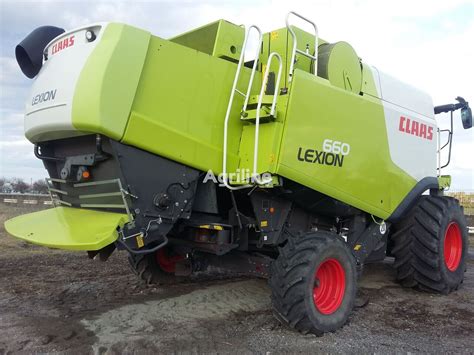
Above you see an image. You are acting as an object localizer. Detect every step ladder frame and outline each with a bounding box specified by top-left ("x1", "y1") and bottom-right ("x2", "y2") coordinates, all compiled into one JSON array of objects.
[
  {"x1": 286, "y1": 11, "x2": 319, "y2": 83},
  {"x1": 222, "y1": 25, "x2": 263, "y2": 190},
  {"x1": 222, "y1": 12, "x2": 319, "y2": 190}
]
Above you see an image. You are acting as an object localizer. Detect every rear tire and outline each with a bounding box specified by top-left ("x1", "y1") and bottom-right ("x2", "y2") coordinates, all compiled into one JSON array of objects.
[
  {"x1": 128, "y1": 247, "x2": 186, "y2": 285},
  {"x1": 391, "y1": 195, "x2": 468, "y2": 294},
  {"x1": 269, "y1": 232, "x2": 357, "y2": 335}
]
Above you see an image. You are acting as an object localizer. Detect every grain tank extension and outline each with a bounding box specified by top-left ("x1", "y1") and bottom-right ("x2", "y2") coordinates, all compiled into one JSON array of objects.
[{"x1": 6, "y1": 12, "x2": 472, "y2": 334}]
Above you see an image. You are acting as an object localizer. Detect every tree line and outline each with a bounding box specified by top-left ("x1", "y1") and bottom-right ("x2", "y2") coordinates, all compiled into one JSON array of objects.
[{"x1": 0, "y1": 177, "x2": 48, "y2": 194}]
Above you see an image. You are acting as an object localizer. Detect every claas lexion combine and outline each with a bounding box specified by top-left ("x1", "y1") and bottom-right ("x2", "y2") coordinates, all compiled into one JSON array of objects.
[{"x1": 7, "y1": 12, "x2": 472, "y2": 334}]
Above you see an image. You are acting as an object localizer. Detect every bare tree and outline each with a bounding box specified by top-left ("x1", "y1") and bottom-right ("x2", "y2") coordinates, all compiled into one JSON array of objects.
[
  {"x1": 11, "y1": 178, "x2": 30, "y2": 194},
  {"x1": 32, "y1": 179, "x2": 48, "y2": 194},
  {"x1": 0, "y1": 178, "x2": 12, "y2": 193}
]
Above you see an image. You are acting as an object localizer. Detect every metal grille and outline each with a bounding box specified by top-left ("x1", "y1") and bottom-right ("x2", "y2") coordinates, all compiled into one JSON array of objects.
[{"x1": 46, "y1": 177, "x2": 134, "y2": 221}]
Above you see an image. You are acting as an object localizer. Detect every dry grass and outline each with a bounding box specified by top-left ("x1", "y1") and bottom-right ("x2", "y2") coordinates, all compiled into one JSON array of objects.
[{"x1": 447, "y1": 192, "x2": 474, "y2": 215}]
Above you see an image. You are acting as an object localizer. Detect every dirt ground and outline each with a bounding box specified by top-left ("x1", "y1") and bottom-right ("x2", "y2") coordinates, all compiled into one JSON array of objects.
[{"x1": 0, "y1": 204, "x2": 473, "y2": 354}]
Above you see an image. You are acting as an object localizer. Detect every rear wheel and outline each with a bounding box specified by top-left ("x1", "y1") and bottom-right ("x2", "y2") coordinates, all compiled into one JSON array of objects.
[
  {"x1": 391, "y1": 195, "x2": 468, "y2": 294},
  {"x1": 128, "y1": 247, "x2": 186, "y2": 285},
  {"x1": 269, "y1": 232, "x2": 357, "y2": 335}
]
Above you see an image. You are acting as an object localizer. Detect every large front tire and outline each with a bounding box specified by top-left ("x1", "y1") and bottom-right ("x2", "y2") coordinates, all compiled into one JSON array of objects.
[
  {"x1": 391, "y1": 195, "x2": 468, "y2": 294},
  {"x1": 269, "y1": 232, "x2": 357, "y2": 335}
]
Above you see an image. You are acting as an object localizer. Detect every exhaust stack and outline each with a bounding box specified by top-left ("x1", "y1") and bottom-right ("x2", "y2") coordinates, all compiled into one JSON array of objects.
[{"x1": 15, "y1": 25, "x2": 65, "y2": 78}]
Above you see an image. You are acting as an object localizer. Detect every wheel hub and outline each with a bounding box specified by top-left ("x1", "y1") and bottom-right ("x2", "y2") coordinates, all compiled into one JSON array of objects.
[
  {"x1": 444, "y1": 222, "x2": 462, "y2": 272},
  {"x1": 313, "y1": 258, "x2": 346, "y2": 315},
  {"x1": 156, "y1": 248, "x2": 184, "y2": 273}
]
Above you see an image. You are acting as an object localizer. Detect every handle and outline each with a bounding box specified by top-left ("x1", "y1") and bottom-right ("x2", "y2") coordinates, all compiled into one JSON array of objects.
[
  {"x1": 116, "y1": 234, "x2": 168, "y2": 255},
  {"x1": 286, "y1": 11, "x2": 319, "y2": 82}
]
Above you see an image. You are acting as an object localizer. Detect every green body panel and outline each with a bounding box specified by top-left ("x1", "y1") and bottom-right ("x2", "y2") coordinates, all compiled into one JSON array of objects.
[
  {"x1": 238, "y1": 121, "x2": 284, "y2": 174},
  {"x1": 170, "y1": 20, "x2": 244, "y2": 63},
  {"x1": 122, "y1": 35, "x2": 260, "y2": 173},
  {"x1": 260, "y1": 27, "x2": 326, "y2": 90},
  {"x1": 276, "y1": 70, "x2": 416, "y2": 219},
  {"x1": 72, "y1": 23, "x2": 151, "y2": 140},
  {"x1": 5, "y1": 207, "x2": 128, "y2": 250},
  {"x1": 170, "y1": 21, "x2": 219, "y2": 55}
]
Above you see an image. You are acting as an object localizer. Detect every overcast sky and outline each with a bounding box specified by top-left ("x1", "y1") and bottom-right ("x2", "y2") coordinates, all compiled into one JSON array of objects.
[{"x1": 0, "y1": 0, "x2": 473, "y2": 189}]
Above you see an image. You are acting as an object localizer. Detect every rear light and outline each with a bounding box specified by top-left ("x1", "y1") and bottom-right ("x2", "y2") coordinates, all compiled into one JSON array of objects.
[{"x1": 75, "y1": 166, "x2": 91, "y2": 182}]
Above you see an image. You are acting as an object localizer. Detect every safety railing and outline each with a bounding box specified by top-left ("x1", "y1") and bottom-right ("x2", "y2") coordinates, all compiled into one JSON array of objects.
[
  {"x1": 222, "y1": 25, "x2": 263, "y2": 190},
  {"x1": 222, "y1": 12, "x2": 319, "y2": 189},
  {"x1": 436, "y1": 111, "x2": 454, "y2": 175},
  {"x1": 286, "y1": 11, "x2": 319, "y2": 82}
]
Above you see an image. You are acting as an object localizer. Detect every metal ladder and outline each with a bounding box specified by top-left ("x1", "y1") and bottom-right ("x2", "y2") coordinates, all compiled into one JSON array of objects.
[
  {"x1": 222, "y1": 25, "x2": 262, "y2": 190},
  {"x1": 286, "y1": 11, "x2": 319, "y2": 82},
  {"x1": 222, "y1": 26, "x2": 284, "y2": 189},
  {"x1": 222, "y1": 12, "x2": 318, "y2": 190}
]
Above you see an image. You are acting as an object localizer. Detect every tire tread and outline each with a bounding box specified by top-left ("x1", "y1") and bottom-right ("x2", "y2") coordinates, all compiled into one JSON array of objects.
[
  {"x1": 269, "y1": 232, "x2": 355, "y2": 335},
  {"x1": 391, "y1": 195, "x2": 467, "y2": 294}
]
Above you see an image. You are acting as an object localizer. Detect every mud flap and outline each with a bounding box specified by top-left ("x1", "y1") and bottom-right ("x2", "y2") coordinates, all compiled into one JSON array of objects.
[{"x1": 4, "y1": 206, "x2": 128, "y2": 251}]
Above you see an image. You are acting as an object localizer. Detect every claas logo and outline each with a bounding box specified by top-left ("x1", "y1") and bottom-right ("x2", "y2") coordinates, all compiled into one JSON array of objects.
[
  {"x1": 51, "y1": 35, "x2": 75, "y2": 55},
  {"x1": 399, "y1": 116, "x2": 433, "y2": 140}
]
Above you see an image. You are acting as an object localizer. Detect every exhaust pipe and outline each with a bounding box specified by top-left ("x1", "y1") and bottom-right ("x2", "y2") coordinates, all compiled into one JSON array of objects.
[{"x1": 15, "y1": 26, "x2": 65, "y2": 79}]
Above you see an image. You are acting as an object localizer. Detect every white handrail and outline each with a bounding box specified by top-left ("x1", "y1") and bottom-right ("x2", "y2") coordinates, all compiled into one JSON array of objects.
[
  {"x1": 437, "y1": 128, "x2": 441, "y2": 176},
  {"x1": 286, "y1": 11, "x2": 319, "y2": 83},
  {"x1": 240, "y1": 29, "x2": 263, "y2": 119},
  {"x1": 252, "y1": 52, "x2": 283, "y2": 185},
  {"x1": 222, "y1": 25, "x2": 263, "y2": 190}
]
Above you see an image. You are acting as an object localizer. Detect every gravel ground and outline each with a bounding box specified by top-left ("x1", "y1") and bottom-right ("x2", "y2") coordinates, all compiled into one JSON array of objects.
[{"x1": 1, "y1": 205, "x2": 473, "y2": 354}]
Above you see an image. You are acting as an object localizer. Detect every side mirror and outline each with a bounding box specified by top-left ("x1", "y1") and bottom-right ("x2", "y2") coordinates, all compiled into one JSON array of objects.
[{"x1": 461, "y1": 106, "x2": 472, "y2": 129}]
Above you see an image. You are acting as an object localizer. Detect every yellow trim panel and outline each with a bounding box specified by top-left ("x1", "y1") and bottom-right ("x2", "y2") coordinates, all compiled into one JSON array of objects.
[{"x1": 5, "y1": 206, "x2": 128, "y2": 251}]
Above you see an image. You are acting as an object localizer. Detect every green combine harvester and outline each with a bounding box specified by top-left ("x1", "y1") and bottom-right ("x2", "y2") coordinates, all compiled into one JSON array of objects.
[{"x1": 7, "y1": 12, "x2": 472, "y2": 334}]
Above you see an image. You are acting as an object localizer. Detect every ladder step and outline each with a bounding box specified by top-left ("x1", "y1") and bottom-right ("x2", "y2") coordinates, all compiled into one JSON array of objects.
[
  {"x1": 234, "y1": 89, "x2": 246, "y2": 97},
  {"x1": 241, "y1": 105, "x2": 277, "y2": 122},
  {"x1": 295, "y1": 48, "x2": 317, "y2": 60},
  {"x1": 247, "y1": 94, "x2": 275, "y2": 107}
]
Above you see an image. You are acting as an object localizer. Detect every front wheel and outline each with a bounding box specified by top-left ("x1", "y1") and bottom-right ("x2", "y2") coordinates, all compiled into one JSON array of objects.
[
  {"x1": 269, "y1": 232, "x2": 357, "y2": 335},
  {"x1": 391, "y1": 195, "x2": 468, "y2": 294}
]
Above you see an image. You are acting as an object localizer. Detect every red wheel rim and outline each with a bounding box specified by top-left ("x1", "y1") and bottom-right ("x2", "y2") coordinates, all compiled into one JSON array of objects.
[
  {"x1": 156, "y1": 248, "x2": 184, "y2": 273},
  {"x1": 313, "y1": 258, "x2": 346, "y2": 315},
  {"x1": 444, "y1": 222, "x2": 462, "y2": 272}
]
